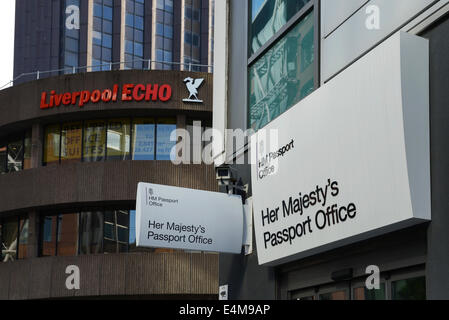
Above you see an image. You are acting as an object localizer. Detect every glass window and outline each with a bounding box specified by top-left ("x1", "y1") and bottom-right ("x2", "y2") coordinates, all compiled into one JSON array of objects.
[
  {"x1": 156, "y1": 118, "x2": 176, "y2": 161},
  {"x1": 249, "y1": 10, "x2": 314, "y2": 131},
  {"x1": 0, "y1": 144, "x2": 6, "y2": 174},
  {"x1": 104, "y1": 210, "x2": 129, "y2": 253},
  {"x1": 44, "y1": 124, "x2": 61, "y2": 165},
  {"x1": 83, "y1": 120, "x2": 106, "y2": 162},
  {"x1": 93, "y1": 2, "x2": 102, "y2": 17},
  {"x1": 391, "y1": 277, "x2": 426, "y2": 300},
  {"x1": 7, "y1": 139, "x2": 23, "y2": 172},
  {"x1": 132, "y1": 118, "x2": 155, "y2": 160},
  {"x1": 126, "y1": 13, "x2": 134, "y2": 27},
  {"x1": 57, "y1": 213, "x2": 79, "y2": 256},
  {"x1": 107, "y1": 119, "x2": 131, "y2": 161},
  {"x1": 41, "y1": 215, "x2": 57, "y2": 256},
  {"x1": 353, "y1": 284, "x2": 386, "y2": 300},
  {"x1": 102, "y1": 33, "x2": 112, "y2": 48},
  {"x1": 61, "y1": 122, "x2": 82, "y2": 163},
  {"x1": 250, "y1": 0, "x2": 310, "y2": 55},
  {"x1": 319, "y1": 290, "x2": 347, "y2": 300},
  {"x1": 79, "y1": 211, "x2": 103, "y2": 255},
  {"x1": 103, "y1": 5, "x2": 113, "y2": 20},
  {"x1": 18, "y1": 217, "x2": 29, "y2": 259},
  {"x1": 23, "y1": 130, "x2": 32, "y2": 170},
  {"x1": 1, "y1": 218, "x2": 18, "y2": 262}
]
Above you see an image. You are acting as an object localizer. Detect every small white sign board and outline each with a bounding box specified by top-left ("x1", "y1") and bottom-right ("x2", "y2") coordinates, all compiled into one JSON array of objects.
[{"x1": 136, "y1": 182, "x2": 243, "y2": 254}]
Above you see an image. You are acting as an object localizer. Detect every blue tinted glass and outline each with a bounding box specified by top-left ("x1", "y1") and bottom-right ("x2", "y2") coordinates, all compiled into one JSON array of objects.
[
  {"x1": 103, "y1": 5, "x2": 113, "y2": 20},
  {"x1": 92, "y1": 31, "x2": 102, "y2": 45},
  {"x1": 125, "y1": 40, "x2": 133, "y2": 54},
  {"x1": 134, "y1": 29, "x2": 143, "y2": 42},
  {"x1": 164, "y1": 51, "x2": 172, "y2": 62},
  {"x1": 102, "y1": 47, "x2": 112, "y2": 61},
  {"x1": 156, "y1": 23, "x2": 164, "y2": 36},
  {"x1": 135, "y1": 2, "x2": 144, "y2": 16},
  {"x1": 135, "y1": 16, "x2": 144, "y2": 30},
  {"x1": 185, "y1": 32, "x2": 192, "y2": 44},
  {"x1": 102, "y1": 33, "x2": 112, "y2": 48},
  {"x1": 43, "y1": 217, "x2": 53, "y2": 242},
  {"x1": 103, "y1": 19, "x2": 113, "y2": 33},
  {"x1": 156, "y1": 123, "x2": 176, "y2": 160},
  {"x1": 126, "y1": 13, "x2": 134, "y2": 26},
  {"x1": 92, "y1": 44, "x2": 102, "y2": 59},
  {"x1": 66, "y1": 28, "x2": 79, "y2": 39},
  {"x1": 129, "y1": 210, "x2": 136, "y2": 245},
  {"x1": 65, "y1": 51, "x2": 79, "y2": 67},
  {"x1": 133, "y1": 124, "x2": 155, "y2": 160},
  {"x1": 92, "y1": 59, "x2": 102, "y2": 71},
  {"x1": 164, "y1": 25, "x2": 173, "y2": 38},
  {"x1": 65, "y1": 37, "x2": 79, "y2": 52},
  {"x1": 93, "y1": 3, "x2": 102, "y2": 17},
  {"x1": 134, "y1": 42, "x2": 143, "y2": 57}
]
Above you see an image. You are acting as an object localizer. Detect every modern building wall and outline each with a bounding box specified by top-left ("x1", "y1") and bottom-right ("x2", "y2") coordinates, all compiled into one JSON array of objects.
[
  {"x1": 215, "y1": 0, "x2": 449, "y2": 300},
  {"x1": 13, "y1": 0, "x2": 214, "y2": 85},
  {"x1": 0, "y1": 69, "x2": 217, "y2": 299}
]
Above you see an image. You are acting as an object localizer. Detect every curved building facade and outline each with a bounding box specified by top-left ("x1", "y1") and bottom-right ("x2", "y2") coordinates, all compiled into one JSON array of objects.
[{"x1": 0, "y1": 69, "x2": 218, "y2": 300}]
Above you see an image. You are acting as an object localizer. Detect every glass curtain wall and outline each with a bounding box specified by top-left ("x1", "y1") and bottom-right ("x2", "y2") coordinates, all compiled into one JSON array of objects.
[
  {"x1": 62, "y1": 0, "x2": 81, "y2": 73},
  {"x1": 248, "y1": 0, "x2": 314, "y2": 131},
  {"x1": 93, "y1": 0, "x2": 114, "y2": 71},
  {"x1": 0, "y1": 131, "x2": 32, "y2": 173},
  {"x1": 154, "y1": 0, "x2": 174, "y2": 69},
  {"x1": 183, "y1": 0, "x2": 202, "y2": 71},
  {"x1": 125, "y1": 0, "x2": 145, "y2": 69}
]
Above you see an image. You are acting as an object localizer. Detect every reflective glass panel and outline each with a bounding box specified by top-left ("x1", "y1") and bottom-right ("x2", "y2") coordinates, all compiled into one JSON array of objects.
[
  {"x1": 61, "y1": 122, "x2": 82, "y2": 162},
  {"x1": 7, "y1": 139, "x2": 23, "y2": 172},
  {"x1": 353, "y1": 284, "x2": 386, "y2": 300},
  {"x1": 0, "y1": 144, "x2": 6, "y2": 174},
  {"x1": 249, "y1": 10, "x2": 314, "y2": 131},
  {"x1": 319, "y1": 290, "x2": 347, "y2": 300},
  {"x1": 18, "y1": 217, "x2": 29, "y2": 259},
  {"x1": 1, "y1": 218, "x2": 18, "y2": 262},
  {"x1": 57, "y1": 213, "x2": 79, "y2": 256},
  {"x1": 391, "y1": 277, "x2": 426, "y2": 300},
  {"x1": 132, "y1": 118, "x2": 155, "y2": 160},
  {"x1": 41, "y1": 216, "x2": 57, "y2": 256},
  {"x1": 83, "y1": 120, "x2": 106, "y2": 162},
  {"x1": 107, "y1": 119, "x2": 131, "y2": 160},
  {"x1": 250, "y1": 0, "x2": 310, "y2": 55},
  {"x1": 23, "y1": 130, "x2": 32, "y2": 170},
  {"x1": 44, "y1": 124, "x2": 61, "y2": 165},
  {"x1": 156, "y1": 118, "x2": 176, "y2": 160},
  {"x1": 104, "y1": 210, "x2": 129, "y2": 253},
  {"x1": 79, "y1": 211, "x2": 103, "y2": 255}
]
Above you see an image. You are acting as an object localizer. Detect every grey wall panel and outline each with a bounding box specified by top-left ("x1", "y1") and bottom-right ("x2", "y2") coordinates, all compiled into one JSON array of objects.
[
  {"x1": 321, "y1": 0, "x2": 368, "y2": 37},
  {"x1": 322, "y1": 0, "x2": 436, "y2": 82}
]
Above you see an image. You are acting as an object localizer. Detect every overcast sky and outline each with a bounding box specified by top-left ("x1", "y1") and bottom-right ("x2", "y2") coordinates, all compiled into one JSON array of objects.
[{"x1": 0, "y1": 0, "x2": 15, "y2": 89}]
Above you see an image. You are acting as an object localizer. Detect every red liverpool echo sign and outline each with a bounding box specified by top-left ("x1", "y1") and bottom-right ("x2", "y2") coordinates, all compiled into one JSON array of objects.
[{"x1": 40, "y1": 83, "x2": 172, "y2": 109}]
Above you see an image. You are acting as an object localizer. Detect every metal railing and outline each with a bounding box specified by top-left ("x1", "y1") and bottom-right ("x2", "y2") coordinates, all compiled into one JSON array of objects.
[{"x1": 0, "y1": 58, "x2": 213, "y2": 90}]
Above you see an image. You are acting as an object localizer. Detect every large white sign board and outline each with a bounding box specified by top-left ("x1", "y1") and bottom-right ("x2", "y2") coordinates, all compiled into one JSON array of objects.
[
  {"x1": 136, "y1": 182, "x2": 243, "y2": 253},
  {"x1": 251, "y1": 32, "x2": 431, "y2": 266}
]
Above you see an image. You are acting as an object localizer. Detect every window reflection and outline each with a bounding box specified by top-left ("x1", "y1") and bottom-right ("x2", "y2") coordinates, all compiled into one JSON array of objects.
[
  {"x1": 353, "y1": 284, "x2": 386, "y2": 300},
  {"x1": 107, "y1": 119, "x2": 131, "y2": 160},
  {"x1": 132, "y1": 118, "x2": 155, "y2": 160},
  {"x1": 79, "y1": 211, "x2": 103, "y2": 255},
  {"x1": 1, "y1": 218, "x2": 19, "y2": 262},
  {"x1": 57, "y1": 213, "x2": 79, "y2": 256},
  {"x1": 249, "y1": 11, "x2": 314, "y2": 131},
  {"x1": 104, "y1": 210, "x2": 129, "y2": 253},
  {"x1": 41, "y1": 216, "x2": 57, "y2": 256},
  {"x1": 391, "y1": 277, "x2": 426, "y2": 300},
  {"x1": 83, "y1": 120, "x2": 106, "y2": 162},
  {"x1": 23, "y1": 131, "x2": 32, "y2": 170},
  {"x1": 61, "y1": 122, "x2": 82, "y2": 162},
  {"x1": 156, "y1": 118, "x2": 176, "y2": 160},
  {"x1": 7, "y1": 139, "x2": 23, "y2": 172},
  {"x1": 0, "y1": 144, "x2": 6, "y2": 174},
  {"x1": 319, "y1": 290, "x2": 347, "y2": 300},
  {"x1": 44, "y1": 124, "x2": 61, "y2": 165},
  {"x1": 18, "y1": 218, "x2": 29, "y2": 259}
]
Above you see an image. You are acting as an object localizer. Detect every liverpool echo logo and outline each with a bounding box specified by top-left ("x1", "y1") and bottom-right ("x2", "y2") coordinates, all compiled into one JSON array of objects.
[{"x1": 183, "y1": 77, "x2": 204, "y2": 103}]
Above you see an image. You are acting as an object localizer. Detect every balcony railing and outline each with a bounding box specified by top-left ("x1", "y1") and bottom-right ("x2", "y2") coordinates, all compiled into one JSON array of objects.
[{"x1": 0, "y1": 58, "x2": 213, "y2": 90}]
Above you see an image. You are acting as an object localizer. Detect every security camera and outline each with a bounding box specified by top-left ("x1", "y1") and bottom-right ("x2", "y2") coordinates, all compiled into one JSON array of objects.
[{"x1": 216, "y1": 165, "x2": 236, "y2": 186}]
